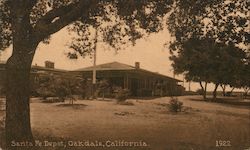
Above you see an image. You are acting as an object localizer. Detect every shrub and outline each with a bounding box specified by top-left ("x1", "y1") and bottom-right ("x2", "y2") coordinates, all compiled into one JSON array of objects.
[
  {"x1": 168, "y1": 97, "x2": 183, "y2": 113},
  {"x1": 54, "y1": 79, "x2": 70, "y2": 101},
  {"x1": 97, "y1": 79, "x2": 110, "y2": 99},
  {"x1": 114, "y1": 87, "x2": 130, "y2": 102},
  {"x1": 196, "y1": 89, "x2": 204, "y2": 95},
  {"x1": 36, "y1": 74, "x2": 84, "y2": 102},
  {"x1": 42, "y1": 97, "x2": 64, "y2": 103},
  {"x1": 36, "y1": 74, "x2": 56, "y2": 99}
]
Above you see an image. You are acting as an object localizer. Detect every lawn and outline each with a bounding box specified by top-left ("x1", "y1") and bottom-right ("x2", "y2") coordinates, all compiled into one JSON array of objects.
[{"x1": 0, "y1": 96, "x2": 250, "y2": 150}]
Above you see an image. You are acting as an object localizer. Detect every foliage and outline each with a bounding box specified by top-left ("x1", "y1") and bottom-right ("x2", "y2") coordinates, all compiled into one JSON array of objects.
[
  {"x1": 66, "y1": 0, "x2": 174, "y2": 57},
  {"x1": 196, "y1": 89, "x2": 204, "y2": 96},
  {"x1": 114, "y1": 87, "x2": 130, "y2": 102},
  {"x1": 171, "y1": 38, "x2": 246, "y2": 85},
  {"x1": 0, "y1": 0, "x2": 175, "y2": 53},
  {"x1": 96, "y1": 79, "x2": 110, "y2": 99},
  {"x1": 42, "y1": 97, "x2": 64, "y2": 103},
  {"x1": 167, "y1": 0, "x2": 249, "y2": 99},
  {"x1": 36, "y1": 74, "x2": 83, "y2": 102},
  {"x1": 234, "y1": 62, "x2": 250, "y2": 91},
  {"x1": 168, "y1": 0, "x2": 249, "y2": 46},
  {"x1": 36, "y1": 74, "x2": 56, "y2": 99},
  {"x1": 168, "y1": 97, "x2": 183, "y2": 113},
  {"x1": 97, "y1": 79, "x2": 109, "y2": 90},
  {"x1": 54, "y1": 78, "x2": 71, "y2": 101}
]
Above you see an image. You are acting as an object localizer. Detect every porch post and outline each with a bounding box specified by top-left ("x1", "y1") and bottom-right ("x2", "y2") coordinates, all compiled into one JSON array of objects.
[{"x1": 123, "y1": 74, "x2": 129, "y2": 89}]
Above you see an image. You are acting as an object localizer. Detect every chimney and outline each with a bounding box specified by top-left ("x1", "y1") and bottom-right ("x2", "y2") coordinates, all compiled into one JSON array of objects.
[
  {"x1": 45, "y1": 61, "x2": 54, "y2": 69},
  {"x1": 135, "y1": 62, "x2": 140, "y2": 69}
]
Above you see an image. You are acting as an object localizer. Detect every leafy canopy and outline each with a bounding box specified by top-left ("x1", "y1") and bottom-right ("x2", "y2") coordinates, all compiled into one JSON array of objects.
[
  {"x1": 0, "y1": 0, "x2": 174, "y2": 55},
  {"x1": 167, "y1": 0, "x2": 249, "y2": 88}
]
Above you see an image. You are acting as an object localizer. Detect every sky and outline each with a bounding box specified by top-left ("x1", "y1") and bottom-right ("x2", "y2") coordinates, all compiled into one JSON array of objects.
[{"x1": 0, "y1": 26, "x2": 230, "y2": 92}]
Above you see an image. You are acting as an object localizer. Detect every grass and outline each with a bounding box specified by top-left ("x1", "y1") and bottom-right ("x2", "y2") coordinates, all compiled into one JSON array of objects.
[{"x1": 0, "y1": 96, "x2": 249, "y2": 150}]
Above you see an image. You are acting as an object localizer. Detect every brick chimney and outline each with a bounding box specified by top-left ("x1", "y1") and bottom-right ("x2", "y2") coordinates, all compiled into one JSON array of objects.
[
  {"x1": 135, "y1": 62, "x2": 140, "y2": 69},
  {"x1": 45, "y1": 61, "x2": 54, "y2": 69}
]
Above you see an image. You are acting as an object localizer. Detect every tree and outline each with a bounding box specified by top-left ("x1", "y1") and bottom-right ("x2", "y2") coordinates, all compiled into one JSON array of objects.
[
  {"x1": 169, "y1": 38, "x2": 215, "y2": 100},
  {"x1": 97, "y1": 79, "x2": 110, "y2": 100},
  {"x1": 240, "y1": 64, "x2": 250, "y2": 98},
  {"x1": 36, "y1": 73, "x2": 56, "y2": 99},
  {"x1": 0, "y1": 0, "x2": 174, "y2": 147},
  {"x1": 167, "y1": 0, "x2": 249, "y2": 100},
  {"x1": 54, "y1": 77, "x2": 71, "y2": 102},
  {"x1": 63, "y1": 76, "x2": 83, "y2": 104},
  {"x1": 233, "y1": 59, "x2": 250, "y2": 98},
  {"x1": 36, "y1": 73, "x2": 83, "y2": 103}
]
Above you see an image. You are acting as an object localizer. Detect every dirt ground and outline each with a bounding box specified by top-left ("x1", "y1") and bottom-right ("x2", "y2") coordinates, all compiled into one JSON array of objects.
[{"x1": 0, "y1": 96, "x2": 250, "y2": 150}]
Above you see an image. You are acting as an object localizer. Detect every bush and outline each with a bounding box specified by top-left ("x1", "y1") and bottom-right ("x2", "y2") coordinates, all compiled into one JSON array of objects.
[
  {"x1": 225, "y1": 92, "x2": 232, "y2": 97},
  {"x1": 42, "y1": 97, "x2": 64, "y2": 103},
  {"x1": 114, "y1": 87, "x2": 130, "y2": 102},
  {"x1": 36, "y1": 74, "x2": 84, "y2": 102},
  {"x1": 54, "y1": 79, "x2": 70, "y2": 101},
  {"x1": 97, "y1": 79, "x2": 110, "y2": 99},
  {"x1": 168, "y1": 97, "x2": 183, "y2": 113},
  {"x1": 36, "y1": 74, "x2": 56, "y2": 99},
  {"x1": 196, "y1": 89, "x2": 204, "y2": 95}
]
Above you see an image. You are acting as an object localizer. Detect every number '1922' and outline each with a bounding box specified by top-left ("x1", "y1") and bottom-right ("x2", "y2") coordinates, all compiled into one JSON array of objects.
[{"x1": 216, "y1": 140, "x2": 231, "y2": 147}]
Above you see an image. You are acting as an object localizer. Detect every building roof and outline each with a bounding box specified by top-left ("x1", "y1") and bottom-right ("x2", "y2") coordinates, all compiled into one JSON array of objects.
[
  {"x1": 74, "y1": 61, "x2": 135, "y2": 71},
  {"x1": 0, "y1": 61, "x2": 68, "y2": 73},
  {"x1": 73, "y1": 61, "x2": 181, "y2": 82},
  {"x1": 32, "y1": 65, "x2": 68, "y2": 73}
]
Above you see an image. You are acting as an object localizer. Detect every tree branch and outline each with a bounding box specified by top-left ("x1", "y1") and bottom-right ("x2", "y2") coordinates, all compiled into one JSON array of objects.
[{"x1": 34, "y1": 0, "x2": 98, "y2": 39}]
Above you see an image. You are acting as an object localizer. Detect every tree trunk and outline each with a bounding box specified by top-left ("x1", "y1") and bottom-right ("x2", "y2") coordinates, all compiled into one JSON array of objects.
[
  {"x1": 5, "y1": 8, "x2": 39, "y2": 147},
  {"x1": 213, "y1": 83, "x2": 219, "y2": 100},
  {"x1": 204, "y1": 82, "x2": 207, "y2": 99},
  {"x1": 220, "y1": 84, "x2": 226, "y2": 96},
  {"x1": 230, "y1": 87, "x2": 235, "y2": 93},
  {"x1": 199, "y1": 81, "x2": 207, "y2": 100},
  {"x1": 243, "y1": 87, "x2": 249, "y2": 99},
  {"x1": 5, "y1": 49, "x2": 37, "y2": 148}
]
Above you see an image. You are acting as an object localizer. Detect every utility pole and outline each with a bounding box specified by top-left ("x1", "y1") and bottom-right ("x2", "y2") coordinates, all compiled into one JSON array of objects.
[
  {"x1": 182, "y1": 76, "x2": 185, "y2": 87},
  {"x1": 92, "y1": 28, "x2": 98, "y2": 99},
  {"x1": 188, "y1": 81, "x2": 191, "y2": 91}
]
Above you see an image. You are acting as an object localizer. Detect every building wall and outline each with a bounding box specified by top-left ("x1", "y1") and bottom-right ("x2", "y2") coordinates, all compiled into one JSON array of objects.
[
  {"x1": 0, "y1": 63, "x2": 184, "y2": 97},
  {"x1": 78, "y1": 70, "x2": 184, "y2": 97}
]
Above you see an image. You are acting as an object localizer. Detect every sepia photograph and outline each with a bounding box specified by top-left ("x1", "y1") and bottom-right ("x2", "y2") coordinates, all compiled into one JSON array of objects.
[{"x1": 0, "y1": 0, "x2": 249, "y2": 150}]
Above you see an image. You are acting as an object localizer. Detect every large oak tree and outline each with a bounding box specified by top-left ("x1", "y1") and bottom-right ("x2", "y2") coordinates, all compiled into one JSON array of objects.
[{"x1": 0, "y1": 0, "x2": 174, "y2": 148}]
